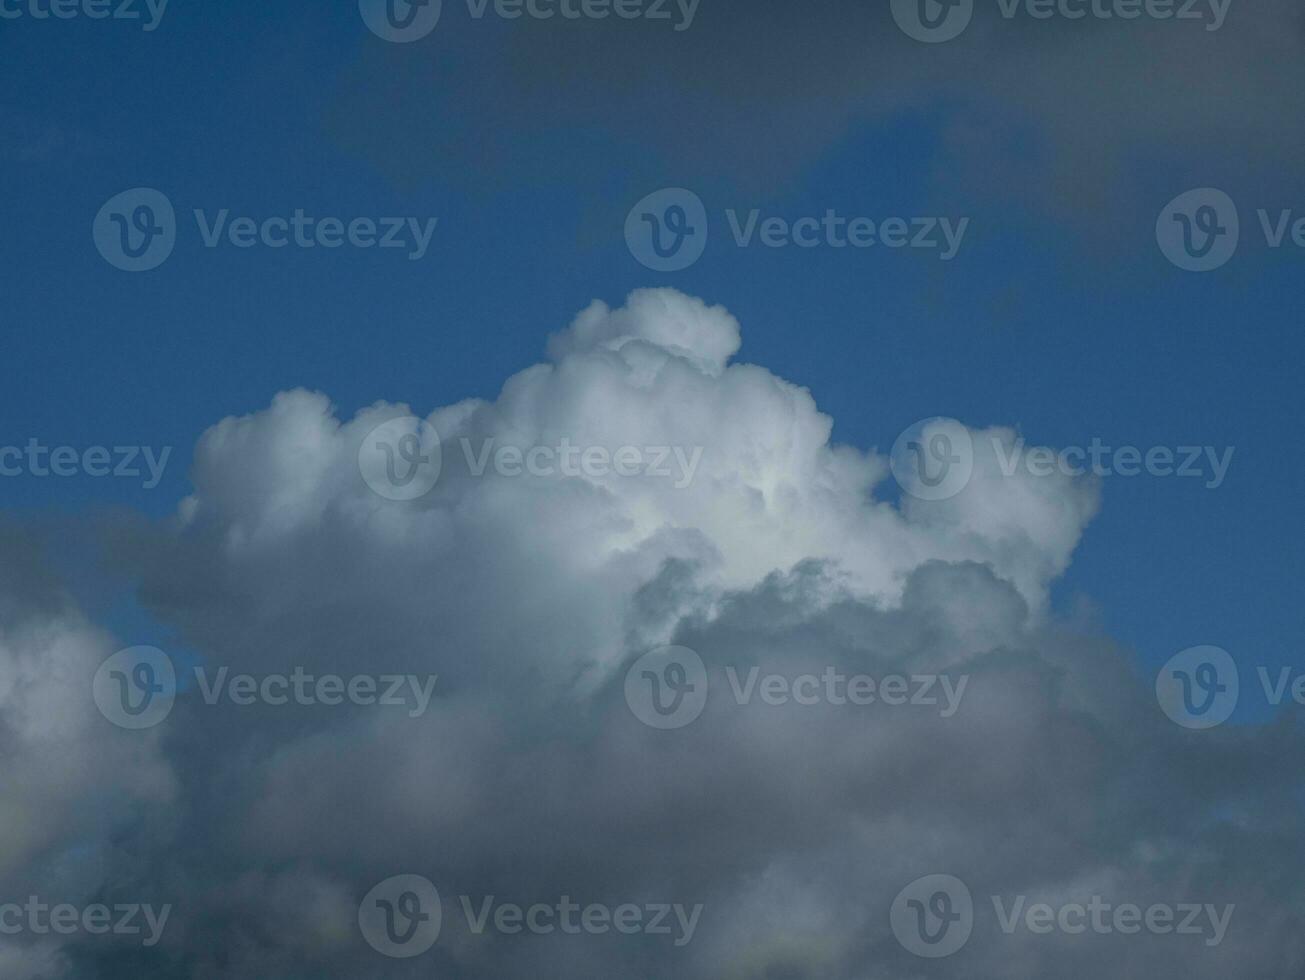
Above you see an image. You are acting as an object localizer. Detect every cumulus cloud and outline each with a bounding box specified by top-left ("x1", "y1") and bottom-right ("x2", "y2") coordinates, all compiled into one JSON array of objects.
[
  {"x1": 0, "y1": 527, "x2": 175, "y2": 980},
  {"x1": 2, "y1": 290, "x2": 1300, "y2": 977}
]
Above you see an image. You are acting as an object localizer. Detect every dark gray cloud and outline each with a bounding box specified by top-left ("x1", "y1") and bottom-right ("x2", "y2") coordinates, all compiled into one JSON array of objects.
[{"x1": 323, "y1": 0, "x2": 1305, "y2": 237}]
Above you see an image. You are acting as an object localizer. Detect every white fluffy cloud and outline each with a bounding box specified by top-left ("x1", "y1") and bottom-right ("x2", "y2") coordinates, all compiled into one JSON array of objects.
[{"x1": 1, "y1": 291, "x2": 1299, "y2": 978}]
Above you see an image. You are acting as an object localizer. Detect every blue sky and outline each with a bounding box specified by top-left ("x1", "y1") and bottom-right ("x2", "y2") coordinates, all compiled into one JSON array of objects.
[{"x1": 1, "y1": 0, "x2": 1301, "y2": 716}]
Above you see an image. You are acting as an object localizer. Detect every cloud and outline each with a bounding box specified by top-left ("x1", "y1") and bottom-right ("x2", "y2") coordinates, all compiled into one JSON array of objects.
[
  {"x1": 0, "y1": 525, "x2": 175, "y2": 980},
  {"x1": 323, "y1": 0, "x2": 1305, "y2": 233},
  {"x1": 2, "y1": 290, "x2": 1301, "y2": 977}
]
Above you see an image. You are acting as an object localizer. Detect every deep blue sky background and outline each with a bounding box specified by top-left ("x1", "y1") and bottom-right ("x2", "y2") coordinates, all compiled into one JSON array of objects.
[{"x1": 1, "y1": 1, "x2": 1300, "y2": 720}]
